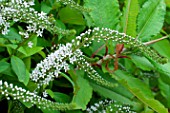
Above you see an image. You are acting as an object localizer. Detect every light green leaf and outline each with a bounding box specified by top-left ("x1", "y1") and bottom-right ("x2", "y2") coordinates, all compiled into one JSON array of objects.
[
  {"x1": 137, "y1": 0, "x2": 166, "y2": 41},
  {"x1": 46, "y1": 89, "x2": 71, "y2": 103},
  {"x1": 23, "y1": 47, "x2": 44, "y2": 57},
  {"x1": 70, "y1": 71, "x2": 92, "y2": 110},
  {"x1": 0, "y1": 61, "x2": 10, "y2": 73},
  {"x1": 41, "y1": 2, "x2": 52, "y2": 14},
  {"x1": 1, "y1": 28, "x2": 21, "y2": 41},
  {"x1": 114, "y1": 70, "x2": 168, "y2": 113},
  {"x1": 121, "y1": 0, "x2": 139, "y2": 37},
  {"x1": 150, "y1": 62, "x2": 170, "y2": 84},
  {"x1": 131, "y1": 55, "x2": 154, "y2": 71},
  {"x1": 59, "y1": 7, "x2": 85, "y2": 25},
  {"x1": 84, "y1": 0, "x2": 120, "y2": 29},
  {"x1": 152, "y1": 39, "x2": 170, "y2": 59},
  {"x1": 159, "y1": 78, "x2": 170, "y2": 108},
  {"x1": 11, "y1": 56, "x2": 28, "y2": 85}
]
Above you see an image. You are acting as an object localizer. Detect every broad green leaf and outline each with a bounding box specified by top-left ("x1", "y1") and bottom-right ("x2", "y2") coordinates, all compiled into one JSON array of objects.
[
  {"x1": 46, "y1": 89, "x2": 71, "y2": 103},
  {"x1": 1, "y1": 28, "x2": 21, "y2": 41},
  {"x1": 0, "y1": 61, "x2": 10, "y2": 73},
  {"x1": 150, "y1": 62, "x2": 170, "y2": 84},
  {"x1": 159, "y1": 78, "x2": 170, "y2": 108},
  {"x1": 5, "y1": 44, "x2": 27, "y2": 55},
  {"x1": 84, "y1": 0, "x2": 120, "y2": 29},
  {"x1": 131, "y1": 55, "x2": 154, "y2": 71},
  {"x1": 23, "y1": 47, "x2": 44, "y2": 58},
  {"x1": 69, "y1": 71, "x2": 92, "y2": 110},
  {"x1": 152, "y1": 39, "x2": 170, "y2": 59},
  {"x1": 114, "y1": 70, "x2": 168, "y2": 113},
  {"x1": 20, "y1": 100, "x2": 33, "y2": 108},
  {"x1": 90, "y1": 82, "x2": 143, "y2": 111},
  {"x1": 41, "y1": 2, "x2": 52, "y2": 14},
  {"x1": 137, "y1": 0, "x2": 166, "y2": 41},
  {"x1": 23, "y1": 57, "x2": 31, "y2": 71},
  {"x1": 58, "y1": 7, "x2": 85, "y2": 25},
  {"x1": 121, "y1": 0, "x2": 139, "y2": 37},
  {"x1": 11, "y1": 56, "x2": 28, "y2": 85}
]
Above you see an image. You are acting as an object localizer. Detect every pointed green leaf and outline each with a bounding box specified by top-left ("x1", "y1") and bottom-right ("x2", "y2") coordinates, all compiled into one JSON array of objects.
[
  {"x1": 114, "y1": 70, "x2": 168, "y2": 113},
  {"x1": 152, "y1": 39, "x2": 170, "y2": 59},
  {"x1": 121, "y1": 0, "x2": 139, "y2": 37},
  {"x1": 137, "y1": 0, "x2": 166, "y2": 41},
  {"x1": 1, "y1": 28, "x2": 21, "y2": 41},
  {"x1": 84, "y1": 0, "x2": 120, "y2": 29},
  {"x1": 159, "y1": 78, "x2": 170, "y2": 108},
  {"x1": 46, "y1": 89, "x2": 71, "y2": 103},
  {"x1": 59, "y1": 7, "x2": 85, "y2": 25},
  {"x1": 70, "y1": 71, "x2": 92, "y2": 110},
  {"x1": 11, "y1": 56, "x2": 28, "y2": 85},
  {"x1": 131, "y1": 55, "x2": 154, "y2": 71},
  {"x1": 0, "y1": 61, "x2": 10, "y2": 73}
]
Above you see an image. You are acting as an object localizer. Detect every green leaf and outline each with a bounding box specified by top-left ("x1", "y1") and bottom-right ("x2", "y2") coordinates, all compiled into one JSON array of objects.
[
  {"x1": 46, "y1": 89, "x2": 71, "y2": 103},
  {"x1": 84, "y1": 0, "x2": 120, "y2": 29},
  {"x1": 41, "y1": 1, "x2": 52, "y2": 14},
  {"x1": 59, "y1": 7, "x2": 85, "y2": 25},
  {"x1": 23, "y1": 47, "x2": 44, "y2": 58},
  {"x1": 152, "y1": 39, "x2": 170, "y2": 59},
  {"x1": 11, "y1": 56, "x2": 28, "y2": 85},
  {"x1": 138, "y1": 0, "x2": 147, "y2": 7},
  {"x1": 137, "y1": 0, "x2": 166, "y2": 41},
  {"x1": 159, "y1": 78, "x2": 170, "y2": 108},
  {"x1": 1, "y1": 28, "x2": 21, "y2": 41},
  {"x1": 150, "y1": 62, "x2": 170, "y2": 84},
  {"x1": 131, "y1": 55, "x2": 154, "y2": 71},
  {"x1": 114, "y1": 70, "x2": 168, "y2": 113},
  {"x1": 69, "y1": 71, "x2": 92, "y2": 110},
  {"x1": 0, "y1": 61, "x2": 10, "y2": 73},
  {"x1": 121, "y1": 0, "x2": 139, "y2": 37}
]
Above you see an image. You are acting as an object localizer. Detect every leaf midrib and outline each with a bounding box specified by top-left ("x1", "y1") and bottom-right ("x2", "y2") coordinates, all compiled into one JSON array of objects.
[{"x1": 137, "y1": 0, "x2": 160, "y2": 38}]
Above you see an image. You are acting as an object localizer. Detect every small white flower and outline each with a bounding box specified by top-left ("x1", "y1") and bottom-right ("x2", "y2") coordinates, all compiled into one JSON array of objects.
[
  {"x1": 38, "y1": 11, "x2": 47, "y2": 20},
  {"x1": 28, "y1": 41, "x2": 33, "y2": 48},
  {"x1": 42, "y1": 91, "x2": 48, "y2": 98},
  {"x1": 36, "y1": 29, "x2": 43, "y2": 37}
]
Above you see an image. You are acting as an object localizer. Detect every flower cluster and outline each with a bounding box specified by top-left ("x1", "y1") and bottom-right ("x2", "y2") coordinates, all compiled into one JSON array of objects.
[
  {"x1": 0, "y1": 0, "x2": 74, "y2": 40},
  {"x1": 30, "y1": 43, "x2": 81, "y2": 86},
  {"x1": 0, "y1": 80, "x2": 74, "y2": 110},
  {"x1": 72, "y1": 27, "x2": 168, "y2": 64},
  {"x1": 86, "y1": 99, "x2": 136, "y2": 113},
  {"x1": 56, "y1": 0, "x2": 90, "y2": 12},
  {"x1": 76, "y1": 55, "x2": 117, "y2": 88},
  {"x1": 31, "y1": 42, "x2": 117, "y2": 88}
]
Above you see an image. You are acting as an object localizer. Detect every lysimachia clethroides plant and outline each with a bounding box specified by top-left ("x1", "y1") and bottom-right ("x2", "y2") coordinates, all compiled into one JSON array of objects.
[{"x1": 0, "y1": 0, "x2": 170, "y2": 113}]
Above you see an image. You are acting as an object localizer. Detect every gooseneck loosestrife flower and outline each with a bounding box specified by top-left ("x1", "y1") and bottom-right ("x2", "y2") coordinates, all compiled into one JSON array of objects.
[
  {"x1": 0, "y1": 80, "x2": 75, "y2": 110},
  {"x1": 86, "y1": 99, "x2": 136, "y2": 113},
  {"x1": 30, "y1": 27, "x2": 168, "y2": 88},
  {"x1": 0, "y1": 0, "x2": 74, "y2": 37},
  {"x1": 56, "y1": 0, "x2": 90, "y2": 12}
]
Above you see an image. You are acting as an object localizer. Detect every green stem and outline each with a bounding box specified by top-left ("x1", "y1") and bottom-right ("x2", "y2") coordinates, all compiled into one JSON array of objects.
[{"x1": 144, "y1": 35, "x2": 170, "y2": 45}]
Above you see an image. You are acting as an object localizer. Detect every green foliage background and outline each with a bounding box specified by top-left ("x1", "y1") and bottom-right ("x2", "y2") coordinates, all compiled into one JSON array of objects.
[{"x1": 0, "y1": 0, "x2": 170, "y2": 113}]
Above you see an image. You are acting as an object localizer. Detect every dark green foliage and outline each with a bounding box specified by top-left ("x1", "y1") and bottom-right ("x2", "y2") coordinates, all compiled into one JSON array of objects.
[{"x1": 0, "y1": 0, "x2": 170, "y2": 113}]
